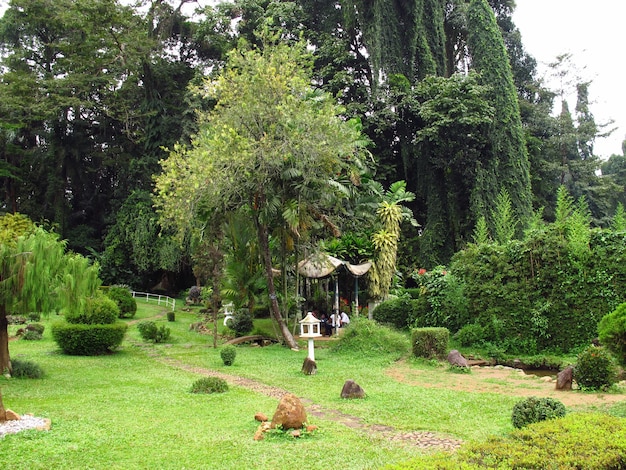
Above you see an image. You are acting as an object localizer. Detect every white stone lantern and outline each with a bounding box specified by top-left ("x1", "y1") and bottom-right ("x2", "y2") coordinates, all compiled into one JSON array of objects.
[{"x1": 299, "y1": 312, "x2": 322, "y2": 361}]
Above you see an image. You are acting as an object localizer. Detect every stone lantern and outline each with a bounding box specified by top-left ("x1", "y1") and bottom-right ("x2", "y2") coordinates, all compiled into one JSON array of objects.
[{"x1": 299, "y1": 312, "x2": 321, "y2": 361}]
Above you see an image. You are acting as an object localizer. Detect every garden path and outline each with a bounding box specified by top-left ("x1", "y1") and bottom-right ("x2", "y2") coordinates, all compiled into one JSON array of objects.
[{"x1": 129, "y1": 339, "x2": 462, "y2": 452}]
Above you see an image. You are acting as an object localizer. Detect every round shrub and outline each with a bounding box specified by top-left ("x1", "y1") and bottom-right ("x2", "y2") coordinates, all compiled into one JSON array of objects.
[
  {"x1": 187, "y1": 286, "x2": 202, "y2": 304},
  {"x1": 574, "y1": 345, "x2": 619, "y2": 391},
  {"x1": 220, "y1": 345, "x2": 237, "y2": 366},
  {"x1": 26, "y1": 323, "x2": 45, "y2": 334},
  {"x1": 226, "y1": 309, "x2": 253, "y2": 337},
  {"x1": 11, "y1": 358, "x2": 44, "y2": 378},
  {"x1": 454, "y1": 322, "x2": 485, "y2": 347},
  {"x1": 28, "y1": 312, "x2": 41, "y2": 322},
  {"x1": 190, "y1": 376, "x2": 228, "y2": 394},
  {"x1": 105, "y1": 286, "x2": 137, "y2": 319},
  {"x1": 372, "y1": 297, "x2": 416, "y2": 329},
  {"x1": 51, "y1": 322, "x2": 127, "y2": 355},
  {"x1": 66, "y1": 294, "x2": 119, "y2": 325},
  {"x1": 598, "y1": 302, "x2": 626, "y2": 366},
  {"x1": 167, "y1": 311, "x2": 175, "y2": 322},
  {"x1": 22, "y1": 330, "x2": 43, "y2": 341},
  {"x1": 511, "y1": 396, "x2": 566, "y2": 429},
  {"x1": 137, "y1": 321, "x2": 170, "y2": 343}
]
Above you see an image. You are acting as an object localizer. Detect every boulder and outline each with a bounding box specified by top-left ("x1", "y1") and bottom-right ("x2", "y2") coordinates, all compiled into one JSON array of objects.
[
  {"x1": 447, "y1": 349, "x2": 469, "y2": 368},
  {"x1": 254, "y1": 412, "x2": 268, "y2": 422},
  {"x1": 556, "y1": 366, "x2": 574, "y2": 391},
  {"x1": 5, "y1": 409, "x2": 20, "y2": 420},
  {"x1": 271, "y1": 393, "x2": 307, "y2": 430},
  {"x1": 301, "y1": 357, "x2": 317, "y2": 375},
  {"x1": 340, "y1": 379, "x2": 366, "y2": 399}
]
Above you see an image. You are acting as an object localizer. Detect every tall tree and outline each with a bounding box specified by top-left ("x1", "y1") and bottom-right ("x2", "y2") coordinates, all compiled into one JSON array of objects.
[
  {"x1": 155, "y1": 41, "x2": 370, "y2": 349},
  {"x1": 466, "y1": 0, "x2": 532, "y2": 230}
]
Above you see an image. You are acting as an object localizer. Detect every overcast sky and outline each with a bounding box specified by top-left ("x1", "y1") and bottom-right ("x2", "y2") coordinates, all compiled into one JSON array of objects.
[{"x1": 513, "y1": 0, "x2": 625, "y2": 158}]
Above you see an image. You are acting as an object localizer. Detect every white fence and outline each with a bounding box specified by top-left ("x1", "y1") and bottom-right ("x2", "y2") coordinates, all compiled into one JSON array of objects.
[{"x1": 131, "y1": 291, "x2": 176, "y2": 311}]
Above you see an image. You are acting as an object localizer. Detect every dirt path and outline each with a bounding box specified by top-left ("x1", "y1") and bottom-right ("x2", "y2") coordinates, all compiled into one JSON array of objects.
[
  {"x1": 386, "y1": 360, "x2": 626, "y2": 408},
  {"x1": 129, "y1": 339, "x2": 463, "y2": 451}
]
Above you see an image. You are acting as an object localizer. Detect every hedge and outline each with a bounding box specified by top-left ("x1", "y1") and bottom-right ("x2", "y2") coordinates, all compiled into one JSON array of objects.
[
  {"x1": 411, "y1": 327, "x2": 449, "y2": 359},
  {"x1": 51, "y1": 322, "x2": 127, "y2": 355}
]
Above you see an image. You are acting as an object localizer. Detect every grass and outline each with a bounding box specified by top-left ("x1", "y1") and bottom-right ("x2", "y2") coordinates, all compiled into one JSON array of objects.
[{"x1": 1, "y1": 302, "x2": 623, "y2": 469}]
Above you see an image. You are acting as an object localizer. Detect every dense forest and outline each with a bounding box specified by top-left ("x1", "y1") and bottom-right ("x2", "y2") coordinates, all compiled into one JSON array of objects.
[{"x1": 1, "y1": 0, "x2": 625, "y2": 300}]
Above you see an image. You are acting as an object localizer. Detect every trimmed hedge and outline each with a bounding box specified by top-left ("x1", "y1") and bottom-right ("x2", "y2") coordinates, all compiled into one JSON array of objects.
[
  {"x1": 51, "y1": 322, "x2": 127, "y2": 355},
  {"x1": 511, "y1": 396, "x2": 567, "y2": 428},
  {"x1": 411, "y1": 327, "x2": 449, "y2": 359},
  {"x1": 389, "y1": 413, "x2": 626, "y2": 469}
]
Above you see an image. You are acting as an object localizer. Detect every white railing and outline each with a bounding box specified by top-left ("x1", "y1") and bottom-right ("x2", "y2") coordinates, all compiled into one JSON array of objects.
[{"x1": 131, "y1": 291, "x2": 176, "y2": 311}]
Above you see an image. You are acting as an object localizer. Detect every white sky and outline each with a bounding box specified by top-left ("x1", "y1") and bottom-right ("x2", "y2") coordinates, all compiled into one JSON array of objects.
[{"x1": 513, "y1": 0, "x2": 625, "y2": 158}]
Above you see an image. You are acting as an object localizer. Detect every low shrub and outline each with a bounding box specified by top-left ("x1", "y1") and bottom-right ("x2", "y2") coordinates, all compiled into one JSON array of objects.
[
  {"x1": 51, "y1": 322, "x2": 127, "y2": 355},
  {"x1": 331, "y1": 318, "x2": 410, "y2": 360},
  {"x1": 26, "y1": 323, "x2": 45, "y2": 334},
  {"x1": 389, "y1": 413, "x2": 626, "y2": 469},
  {"x1": 453, "y1": 323, "x2": 485, "y2": 347},
  {"x1": 27, "y1": 312, "x2": 41, "y2": 322},
  {"x1": 21, "y1": 330, "x2": 43, "y2": 341},
  {"x1": 372, "y1": 297, "x2": 416, "y2": 330},
  {"x1": 66, "y1": 294, "x2": 119, "y2": 325},
  {"x1": 11, "y1": 358, "x2": 44, "y2": 378},
  {"x1": 226, "y1": 309, "x2": 253, "y2": 337},
  {"x1": 105, "y1": 286, "x2": 137, "y2": 319},
  {"x1": 511, "y1": 396, "x2": 567, "y2": 429},
  {"x1": 411, "y1": 327, "x2": 449, "y2": 359},
  {"x1": 220, "y1": 345, "x2": 237, "y2": 366},
  {"x1": 187, "y1": 286, "x2": 202, "y2": 304},
  {"x1": 598, "y1": 302, "x2": 626, "y2": 366},
  {"x1": 137, "y1": 321, "x2": 170, "y2": 343},
  {"x1": 167, "y1": 311, "x2": 175, "y2": 322},
  {"x1": 574, "y1": 345, "x2": 619, "y2": 391},
  {"x1": 190, "y1": 377, "x2": 228, "y2": 394}
]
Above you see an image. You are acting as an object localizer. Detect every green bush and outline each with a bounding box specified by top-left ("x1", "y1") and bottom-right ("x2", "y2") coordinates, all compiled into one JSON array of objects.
[
  {"x1": 190, "y1": 376, "x2": 228, "y2": 394},
  {"x1": 372, "y1": 297, "x2": 416, "y2": 329},
  {"x1": 220, "y1": 345, "x2": 237, "y2": 366},
  {"x1": 21, "y1": 330, "x2": 43, "y2": 341},
  {"x1": 598, "y1": 302, "x2": 626, "y2": 366},
  {"x1": 66, "y1": 294, "x2": 119, "y2": 325},
  {"x1": 11, "y1": 358, "x2": 44, "y2": 378},
  {"x1": 411, "y1": 327, "x2": 449, "y2": 359},
  {"x1": 511, "y1": 396, "x2": 567, "y2": 429},
  {"x1": 167, "y1": 311, "x2": 175, "y2": 322},
  {"x1": 574, "y1": 345, "x2": 619, "y2": 391},
  {"x1": 105, "y1": 286, "x2": 137, "y2": 319},
  {"x1": 453, "y1": 322, "x2": 485, "y2": 347},
  {"x1": 27, "y1": 312, "x2": 41, "y2": 322},
  {"x1": 390, "y1": 413, "x2": 626, "y2": 470},
  {"x1": 51, "y1": 322, "x2": 127, "y2": 355},
  {"x1": 26, "y1": 323, "x2": 45, "y2": 334},
  {"x1": 226, "y1": 309, "x2": 253, "y2": 337},
  {"x1": 137, "y1": 321, "x2": 170, "y2": 343},
  {"x1": 331, "y1": 318, "x2": 410, "y2": 360}
]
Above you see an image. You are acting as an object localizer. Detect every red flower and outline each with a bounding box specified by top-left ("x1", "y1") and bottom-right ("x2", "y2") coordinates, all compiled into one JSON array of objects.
[{"x1": 418, "y1": 268, "x2": 427, "y2": 275}]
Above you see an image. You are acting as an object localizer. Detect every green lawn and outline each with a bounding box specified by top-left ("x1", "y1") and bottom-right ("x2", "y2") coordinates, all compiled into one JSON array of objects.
[{"x1": 0, "y1": 302, "x2": 622, "y2": 469}]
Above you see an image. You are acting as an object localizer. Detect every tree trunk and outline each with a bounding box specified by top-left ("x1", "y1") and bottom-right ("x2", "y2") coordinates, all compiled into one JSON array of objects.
[
  {"x1": 254, "y1": 214, "x2": 298, "y2": 350},
  {"x1": 0, "y1": 389, "x2": 6, "y2": 422},
  {"x1": 0, "y1": 306, "x2": 11, "y2": 376}
]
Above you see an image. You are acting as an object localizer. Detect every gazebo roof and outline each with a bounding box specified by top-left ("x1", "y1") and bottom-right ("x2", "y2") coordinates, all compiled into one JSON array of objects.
[{"x1": 297, "y1": 253, "x2": 371, "y2": 279}]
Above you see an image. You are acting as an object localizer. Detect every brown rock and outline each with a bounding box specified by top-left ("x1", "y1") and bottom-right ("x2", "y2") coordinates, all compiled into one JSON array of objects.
[
  {"x1": 556, "y1": 365, "x2": 574, "y2": 390},
  {"x1": 253, "y1": 425, "x2": 265, "y2": 441},
  {"x1": 340, "y1": 379, "x2": 366, "y2": 399},
  {"x1": 271, "y1": 393, "x2": 307, "y2": 430},
  {"x1": 447, "y1": 350, "x2": 469, "y2": 368},
  {"x1": 254, "y1": 412, "x2": 268, "y2": 422},
  {"x1": 5, "y1": 409, "x2": 20, "y2": 420},
  {"x1": 301, "y1": 357, "x2": 317, "y2": 375},
  {"x1": 306, "y1": 425, "x2": 318, "y2": 432},
  {"x1": 291, "y1": 429, "x2": 301, "y2": 438}
]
